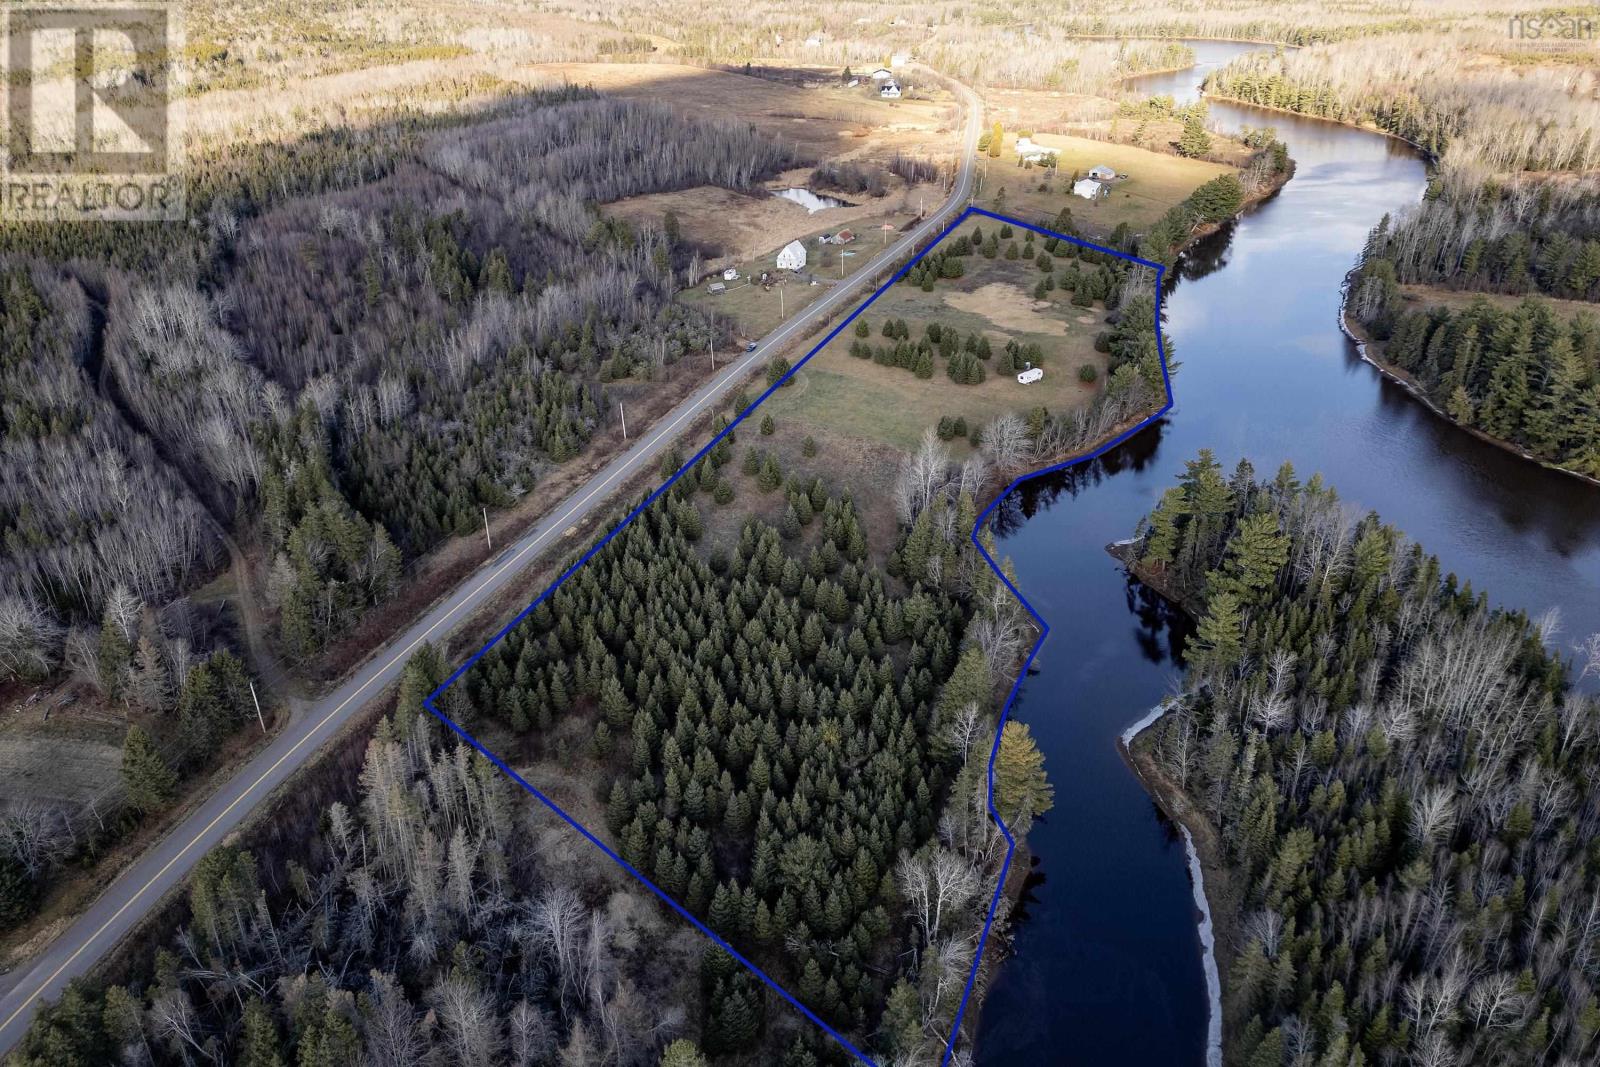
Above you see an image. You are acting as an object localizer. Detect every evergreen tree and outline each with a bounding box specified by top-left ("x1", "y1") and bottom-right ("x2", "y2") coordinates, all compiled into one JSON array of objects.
[{"x1": 121, "y1": 725, "x2": 176, "y2": 814}]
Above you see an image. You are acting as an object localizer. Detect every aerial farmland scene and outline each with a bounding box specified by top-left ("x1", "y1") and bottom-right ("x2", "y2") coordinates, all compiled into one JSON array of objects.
[{"x1": 0, "y1": 3, "x2": 1598, "y2": 1066}]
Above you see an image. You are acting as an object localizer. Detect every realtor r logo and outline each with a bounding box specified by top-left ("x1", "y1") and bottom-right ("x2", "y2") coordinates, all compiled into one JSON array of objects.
[{"x1": 1, "y1": 2, "x2": 184, "y2": 221}]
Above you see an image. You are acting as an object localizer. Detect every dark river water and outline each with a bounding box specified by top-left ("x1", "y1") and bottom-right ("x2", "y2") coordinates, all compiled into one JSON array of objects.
[{"x1": 974, "y1": 41, "x2": 1600, "y2": 1066}]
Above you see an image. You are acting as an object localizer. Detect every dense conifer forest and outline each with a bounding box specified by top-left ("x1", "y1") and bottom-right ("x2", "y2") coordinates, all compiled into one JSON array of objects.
[
  {"x1": 1349, "y1": 256, "x2": 1600, "y2": 478},
  {"x1": 1129, "y1": 452, "x2": 1599, "y2": 1066},
  {"x1": 449, "y1": 431, "x2": 1047, "y2": 1058}
]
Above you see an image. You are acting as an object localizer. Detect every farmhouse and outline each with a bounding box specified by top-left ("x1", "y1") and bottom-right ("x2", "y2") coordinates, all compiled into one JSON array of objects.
[
  {"x1": 1087, "y1": 164, "x2": 1117, "y2": 181},
  {"x1": 1015, "y1": 137, "x2": 1060, "y2": 163},
  {"x1": 776, "y1": 240, "x2": 807, "y2": 271},
  {"x1": 869, "y1": 67, "x2": 895, "y2": 81},
  {"x1": 1073, "y1": 178, "x2": 1108, "y2": 200},
  {"x1": 880, "y1": 82, "x2": 901, "y2": 99}
]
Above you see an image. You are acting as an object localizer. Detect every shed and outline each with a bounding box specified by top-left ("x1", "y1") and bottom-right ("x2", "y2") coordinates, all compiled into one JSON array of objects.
[
  {"x1": 1087, "y1": 164, "x2": 1117, "y2": 181},
  {"x1": 722, "y1": 267, "x2": 739, "y2": 281},
  {"x1": 833, "y1": 229, "x2": 855, "y2": 244},
  {"x1": 1073, "y1": 178, "x2": 1107, "y2": 200},
  {"x1": 869, "y1": 68, "x2": 895, "y2": 81},
  {"x1": 1017, "y1": 368, "x2": 1044, "y2": 385},
  {"x1": 776, "y1": 240, "x2": 807, "y2": 271},
  {"x1": 709, "y1": 282, "x2": 726, "y2": 293}
]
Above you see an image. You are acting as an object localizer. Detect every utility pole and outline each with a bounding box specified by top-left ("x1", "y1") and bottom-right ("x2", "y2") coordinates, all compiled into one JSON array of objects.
[
  {"x1": 248, "y1": 680, "x2": 266, "y2": 733},
  {"x1": 619, "y1": 402, "x2": 628, "y2": 440},
  {"x1": 482, "y1": 506, "x2": 492, "y2": 550}
]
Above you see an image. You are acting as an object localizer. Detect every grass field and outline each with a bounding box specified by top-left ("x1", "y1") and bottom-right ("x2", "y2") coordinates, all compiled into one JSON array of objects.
[
  {"x1": 763, "y1": 252, "x2": 1108, "y2": 454},
  {"x1": 1399, "y1": 283, "x2": 1599, "y2": 320},
  {"x1": 975, "y1": 132, "x2": 1232, "y2": 239}
]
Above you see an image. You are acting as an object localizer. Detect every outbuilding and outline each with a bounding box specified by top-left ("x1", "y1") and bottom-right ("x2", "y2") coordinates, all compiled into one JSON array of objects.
[
  {"x1": 722, "y1": 267, "x2": 739, "y2": 281},
  {"x1": 1072, "y1": 178, "x2": 1107, "y2": 201},
  {"x1": 1087, "y1": 164, "x2": 1117, "y2": 181},
  {"x1": 776, "y1": 240, "x2": 807, "y2": 271}
]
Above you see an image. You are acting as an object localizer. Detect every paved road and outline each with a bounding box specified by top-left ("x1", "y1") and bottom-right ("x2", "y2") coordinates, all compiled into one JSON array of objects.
[{"x1": 0, "y1": 70, "x2": 979, "y2": 1055}]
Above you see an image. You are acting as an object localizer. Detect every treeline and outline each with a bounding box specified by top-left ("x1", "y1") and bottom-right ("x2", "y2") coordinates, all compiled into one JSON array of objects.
[
  {"x1": 1204, "y1": 37, "x2": 1600, "y2": 175},
  {"x1": 1131, "y1": 452, "x2": 1600, "y2": 1065},
  {"x1": 1141, "y1": 174, "x2": 1255, "y2": 267},
  {"x1": 1363, "y1": 183, "x2": 1600, "y2": 303},
  {"x1": 1349, "y1": 258, "x2": 1600, "y2": 477},
  {"x1": 810, "y1": 160, "x2": 887, "y2": 197},
  {"x1": 847, "y1": 316, "x2": 1040, "y2": 383}
]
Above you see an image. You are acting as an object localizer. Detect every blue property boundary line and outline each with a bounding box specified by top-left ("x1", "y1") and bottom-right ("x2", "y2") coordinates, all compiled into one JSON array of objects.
[{"x1": 424, "y1": 205, "x2": 1173, "y2": 1065}]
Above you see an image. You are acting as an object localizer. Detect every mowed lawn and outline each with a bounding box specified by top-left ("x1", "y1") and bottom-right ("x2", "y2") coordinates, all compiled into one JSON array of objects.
[
  {"x1": 763, "y1": 256, "x2": 1108, "y2": 453},
  {"x1": 976, "y1": 133, "x2": 1232, "y2": 238}
]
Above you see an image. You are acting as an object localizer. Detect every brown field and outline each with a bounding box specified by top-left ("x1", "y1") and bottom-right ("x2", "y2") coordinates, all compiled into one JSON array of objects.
[
  {"x1": 976, "y1": 132, "x2": 1234, "y2": 239},
  {"x1": 541, "y1": 63, "x2": 957, "y2": 160},
  {"x1": 0, "y1": 690, "x2": 124, "y2": 820},
  {"x1": 1399, "y1": 283, "x2": 1599, "y2": 319},
  {"x1": 762, "y1": 253, "x2": 1109, "y2": 455}
]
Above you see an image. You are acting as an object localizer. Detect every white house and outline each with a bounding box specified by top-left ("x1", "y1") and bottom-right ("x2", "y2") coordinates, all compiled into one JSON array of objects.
[
  {"x1": 1015, "y1": 137, "x2": 1059, "y2": 163},
  {"x1": 1088, "y1": 164, "x2": 1117, "y2": 181},
  {"x1": 722, "y1": 267, "x2": 739, "y2": 281},
  {"x1": 1017, "y1": 367, "x2": 1044, "y2": 385},
  {"x1": 869, "y1": 67, "x2": 895, "y2": 81},
  {"x1": 880, "y1": 82, "x2": 901, "y2": 99},
  {"x1": 1073, "y1": 178, "x2": 1107, "y2": 200},
  {"x1": 776, "y1": 240, "x2": 807, "y2": 271}
]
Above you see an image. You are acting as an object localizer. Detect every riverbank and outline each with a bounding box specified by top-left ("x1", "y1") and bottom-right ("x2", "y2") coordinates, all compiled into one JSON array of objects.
[
  {"x1": 1199, "y1": 92, "x2": 1437, "y2": 164},
  {"x1": 1337, "y1": 277, "x2": 1600, "y2": 490},
  {"x1": 1108, "y1": 544, "x2": 1239, "y2": 1063},
  {"x1": 1120, "y1": 707, "x2": 1226, "y2": 1067}
]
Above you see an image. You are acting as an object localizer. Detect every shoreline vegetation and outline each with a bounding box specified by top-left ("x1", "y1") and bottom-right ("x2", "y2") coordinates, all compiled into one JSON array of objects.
[
  {"x1": 1337, "y1": 280, "x2": 1600, "y2": 490},
  {"x1": 1119, "y1": 698, "x2": 1226, "y2": 1067},
  {"x1": 1112, "y1": 451, "x2": 1600, "y2": 1066}
]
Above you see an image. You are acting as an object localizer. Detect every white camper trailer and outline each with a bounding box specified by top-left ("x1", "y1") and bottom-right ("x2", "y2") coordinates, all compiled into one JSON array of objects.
[{"x1": 1017, "y1": 367, "x2": 1044, "y2": 385}]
